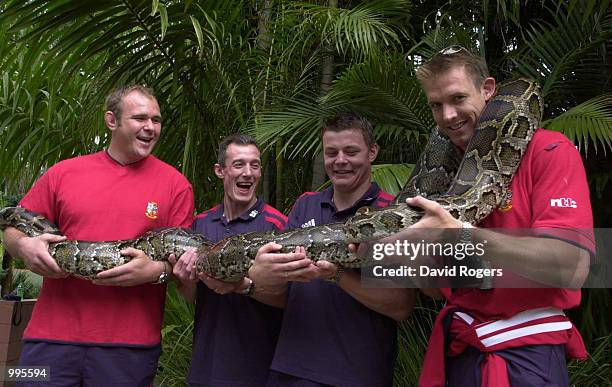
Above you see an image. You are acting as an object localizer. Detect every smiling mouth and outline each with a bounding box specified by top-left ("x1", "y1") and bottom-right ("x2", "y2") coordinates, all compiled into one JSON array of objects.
[
  {"x1": 136, "y1": 136, "x2": 154, "y2": 145},
  {"x1": 236, "y1": 182, "x2": 253, "y2": 192},
  {"x1": 447, "y1": 121, "x2": 466, "y2": 131},
  {"x1": 334, "y1": 170, "x2": 353, "y2": 175}
]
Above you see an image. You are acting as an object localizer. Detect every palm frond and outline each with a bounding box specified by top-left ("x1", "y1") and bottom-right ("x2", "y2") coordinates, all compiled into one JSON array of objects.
[
  {"x1": 371, "y1": 163, "x2": 415, "y2": 196},
  {"x1": 323, "y1": 54, "x2": 433, "y2": 131},
  {"x1": 414, "y1": 16, "x2": 480, "y2": 60},
  {"x1": 249, "y1": 93, "x2": 331, "y2": 158},
  {"x1": 250, "y1": 52, "x2": 432, "y2": 161},
  {"x1": 510, "y1": 3, "x2": 611, "y2": 98},
  {"x1": 287, "y1": 0, "x2": 411, "y2": 60},
  {"x1": 543, "y1": 94, "x2": 612, "y2": 155}
]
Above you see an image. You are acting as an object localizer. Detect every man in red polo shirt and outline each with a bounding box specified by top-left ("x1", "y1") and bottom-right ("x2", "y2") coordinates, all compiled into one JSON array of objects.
[
  {"x1": 2, "y1": 85, "x2": 194, "y2": 386},
  {"x1": 373, "y1": 47, "x2": 593, "y2": 386}
]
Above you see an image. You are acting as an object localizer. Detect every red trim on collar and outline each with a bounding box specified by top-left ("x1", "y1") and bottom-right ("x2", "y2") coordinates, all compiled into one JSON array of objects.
[
  {"x1": 265, "y1": 216, "x2": 285, "y2": 231},
  {"x1": 195, "y1": 204, "x2": 221, "y2": 219}
]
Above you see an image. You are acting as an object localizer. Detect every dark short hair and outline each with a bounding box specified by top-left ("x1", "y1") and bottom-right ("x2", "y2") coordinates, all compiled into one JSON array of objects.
[
  {"x1": 322, "y1": 112, "x2": 375, "y2": 147},
  {"x1": 105, "y1": 85, "x2": 156, "y2": 119},
  {"x1": 416, "y1": 46, "x2": 489, "y2": 88},
  {"x1": 217, "y1": 134, "x2": 260, "y2": 167}
]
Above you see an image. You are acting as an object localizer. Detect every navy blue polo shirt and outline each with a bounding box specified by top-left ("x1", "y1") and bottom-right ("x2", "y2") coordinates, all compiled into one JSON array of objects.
[
  {"x1": 188, "y1": 197, "x2": 288, "y2": 386},
  {"x1": 270, "y1": 183, "x2": 397, "y2": 387}
]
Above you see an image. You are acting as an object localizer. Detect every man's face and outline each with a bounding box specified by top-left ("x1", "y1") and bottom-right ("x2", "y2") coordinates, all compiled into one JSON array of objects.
[
  {"x1": 106, "y1": 91, "x2": 162, "y2": 163},
  {"x1": 323, "y1": 128, "x2": 378, "y2": 194},
  {"x1": 215, "y1": 144, "x2": 261, "y2": 207},
  {"x1": 421, "y1": 66, "x2": 495, "y2": 152}
]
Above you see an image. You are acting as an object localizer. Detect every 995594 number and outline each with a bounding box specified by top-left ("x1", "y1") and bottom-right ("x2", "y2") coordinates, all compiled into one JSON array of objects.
[{"x1": 0, "y1": 366, "x2": 50, "y2": 381}]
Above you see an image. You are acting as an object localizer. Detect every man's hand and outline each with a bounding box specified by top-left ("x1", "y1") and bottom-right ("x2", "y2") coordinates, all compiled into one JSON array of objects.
[
  {"x1": 312, "y1": 260, "x2": 342, "y2": 282},
  {"x1": 168, "y1": 249, "x2": 198, "y2": 284},
  {"x1": 407, "y1": 196, "x2": 461, "y2": 230},
  {"x1": 248, "y1": 242, "x2": 315, "y2": 292},
  {"x1": 93, "y1": 247, "x2": 163, "y2": 286},
  {"x1": 13, "y1": 232, "x2": 69, "y2": 278},
  {"x1": 167, "y1": 249, "x2": 199, "y2": 301}
]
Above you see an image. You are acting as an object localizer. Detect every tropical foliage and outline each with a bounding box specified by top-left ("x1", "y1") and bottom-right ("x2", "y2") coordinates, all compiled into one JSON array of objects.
[{"x1": 0, "y1": 0, "x2": 610, "y2": 385}]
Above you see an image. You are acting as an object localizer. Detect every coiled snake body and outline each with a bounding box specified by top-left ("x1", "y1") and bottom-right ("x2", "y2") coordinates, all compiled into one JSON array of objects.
[{"x1": 0, "y1": 79, "x2": 542, "y2": 282}]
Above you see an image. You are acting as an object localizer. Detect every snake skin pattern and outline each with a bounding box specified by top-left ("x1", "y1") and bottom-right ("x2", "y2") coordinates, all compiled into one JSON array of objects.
[
  {"x1": 0, "y1": 78, "x2": 542, "y2": 282},
  {"x1": 0, "y1": 206, "x2": 210, "y2": 279}
]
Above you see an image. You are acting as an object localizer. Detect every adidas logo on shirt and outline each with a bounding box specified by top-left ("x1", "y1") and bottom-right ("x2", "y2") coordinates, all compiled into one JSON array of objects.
[{"x1": 301, "y1": 219, "x2": 316, "y2": 228}]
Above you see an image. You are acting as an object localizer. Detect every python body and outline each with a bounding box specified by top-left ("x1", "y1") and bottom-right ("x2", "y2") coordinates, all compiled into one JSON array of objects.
[{"x1": 0, "y1": 79, "x2": 542, "y2": 282}]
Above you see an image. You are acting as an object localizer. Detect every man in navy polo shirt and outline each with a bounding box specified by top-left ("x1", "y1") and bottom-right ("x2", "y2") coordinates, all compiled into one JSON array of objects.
[
  {"x1": 250, "y1": 113, "x2": 415, "y2": 387},
  {"x1": 170, "y1": 134, "x2": 310, "y2": 387}
]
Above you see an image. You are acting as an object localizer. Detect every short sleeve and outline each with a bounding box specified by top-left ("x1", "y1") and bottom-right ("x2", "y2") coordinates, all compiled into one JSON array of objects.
[
  {"x1": 168, "y1": 177, "x2": 195, "y2": 228},
  {"x1": 530, "y1": 137, "x2": 594, "y2": 253},
  {"x1": 19, "y1": 167, "x2": 58, "y2": 223}
]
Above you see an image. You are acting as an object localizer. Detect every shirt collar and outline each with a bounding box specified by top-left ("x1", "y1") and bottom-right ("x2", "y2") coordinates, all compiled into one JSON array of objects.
[
  {"x1": 322, "y1": 182, "x2": 382, "y2": 213},
  {"x1": 102, "y1": 149, "x2": 150, "y2": 167},
  {"x1": 211, "y1": 197, "x2": 265, "y2": 222}
]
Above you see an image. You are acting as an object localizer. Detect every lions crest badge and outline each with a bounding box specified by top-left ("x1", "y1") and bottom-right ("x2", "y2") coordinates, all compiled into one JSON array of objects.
[
  {"x1": 498, "y1": 189, "x2": 513, "y2": 212},
  {"x1": 145, "y1": 201, "x2": 159, "y2": 220}
]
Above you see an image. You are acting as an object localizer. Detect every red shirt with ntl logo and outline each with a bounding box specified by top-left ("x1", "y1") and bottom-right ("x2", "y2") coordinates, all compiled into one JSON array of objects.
[
  {"x1": 445, "y1": 128, "x2": 595, "y2": 320},
  {"x1": 419, "y1": 129, "x2": 595, "y2": 387},
  {"x1": 19, "y1": 151, "x2": 194, "y2": 346}
]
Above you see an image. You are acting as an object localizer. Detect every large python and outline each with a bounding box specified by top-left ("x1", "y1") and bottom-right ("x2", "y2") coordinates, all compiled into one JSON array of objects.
[{"x1": 0, "y1": 79, "x2": 542, "y2": 282}]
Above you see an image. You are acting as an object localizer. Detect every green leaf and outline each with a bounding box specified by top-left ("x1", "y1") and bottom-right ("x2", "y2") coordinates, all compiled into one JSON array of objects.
[
  {"x1": 543, "y1": 94, "x2": 612, "y2": 155},
  {"x1": 371, "y1": 163, "x2": 415, "y2": 196},
  {"x1": 151, "y1": 0, "x2": 159, "y2": 16},
  {"x1": 160, "y1": 4, "x2": 168, "y2": 40},
  {"x1": 190, "y1": 15, "x2": 204, "y2": 56}
]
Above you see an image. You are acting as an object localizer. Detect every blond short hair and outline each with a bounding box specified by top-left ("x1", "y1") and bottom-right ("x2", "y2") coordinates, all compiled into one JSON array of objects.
[{"x1": 416, "y1": 46, "x2": 489, "y2": 88}]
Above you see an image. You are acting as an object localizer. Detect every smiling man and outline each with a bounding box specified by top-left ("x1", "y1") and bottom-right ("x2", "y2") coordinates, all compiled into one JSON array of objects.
[
  {"x1": 246, "y1": 113, "x2": 415, "y2": 387},
  {"x1": 104, "y1": 89, "x2": 163, "y2": 163},
  {"x1": 3, "y1": 85, "x2": 194, "y2": 386},
  {"x1": 170, "y1": 134, "x2": 294, "y2": 387},
  {"x1": 375, "y1": 47, "x2": 594, "y2": 387},
  {"x1": 422, "y1": 65, "x2": 495, "y2": 152}
]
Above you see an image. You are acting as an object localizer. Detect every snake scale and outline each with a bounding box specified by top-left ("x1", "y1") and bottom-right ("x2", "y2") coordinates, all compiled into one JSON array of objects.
[{"x1": 0, "y1": 78, "x2": 542, "y2": 282}]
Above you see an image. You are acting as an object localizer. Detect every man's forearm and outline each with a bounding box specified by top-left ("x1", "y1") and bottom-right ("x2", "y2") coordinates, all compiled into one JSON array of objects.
[
  {"x1": 2, "y1": 227, "x2": 28, "y2": 259},
  {"x1": 473, "y1": 228, "x2": 590, "y2": 288}
]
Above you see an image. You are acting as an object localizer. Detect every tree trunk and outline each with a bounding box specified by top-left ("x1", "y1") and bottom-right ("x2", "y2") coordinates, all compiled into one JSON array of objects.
[
  {"x1": 310, "y1": 0, "x2": 337, "y2": 191},
  {"x1": 256, "y1": 0, "x2": 274, "y2": 203}
]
